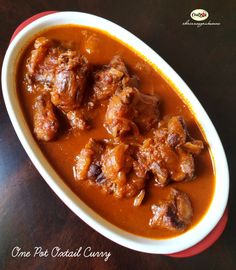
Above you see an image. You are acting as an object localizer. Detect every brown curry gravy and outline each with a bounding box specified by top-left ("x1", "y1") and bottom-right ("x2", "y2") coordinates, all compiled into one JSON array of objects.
[{"x1": 17, "y1": 25, "x2": 215, "y2": 239}]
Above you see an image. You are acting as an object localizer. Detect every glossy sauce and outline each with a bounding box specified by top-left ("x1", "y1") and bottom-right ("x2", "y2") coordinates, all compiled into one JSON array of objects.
[{"x1": 17, "y1": 25, "x2": 215, "y2": 238}]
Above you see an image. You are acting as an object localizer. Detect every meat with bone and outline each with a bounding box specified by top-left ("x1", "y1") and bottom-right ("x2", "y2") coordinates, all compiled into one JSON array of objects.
[
  {"x1": 91, "y1": 55, "x2": 130, "y2": 102},
  {"x1": 50, "y1": 50, "x2": 89, "y2": 112},
  {"x1": 26, "y1": 37, "x2": 63, "y2": 90},
  {"x1": 33, "y1": 93, "x2": 59, "y2": 141},
  {"x1": 74, "y1": 138, "x2": 105, "y2": 181},
  {"x1": 149, "y1": 188, "x2": 193, "y2": 231},
  {"x1": 104, "y1": 86, "x2": 159, "y2": 137},
  {"x1": 136, "y1": 116, "x2": 204, "y2": 186},
  {"x1": 26, "y1": 37, "x2": 90, "y2": 130},
  {"x1": 74, "y1": 139, "x2": 146, "y2": 199}
]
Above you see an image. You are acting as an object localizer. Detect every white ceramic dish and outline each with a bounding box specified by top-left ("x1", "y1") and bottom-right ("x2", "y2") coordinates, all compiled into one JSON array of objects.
[{"x1": 1, "y1": 11, "x2": 229, "y2": 254}]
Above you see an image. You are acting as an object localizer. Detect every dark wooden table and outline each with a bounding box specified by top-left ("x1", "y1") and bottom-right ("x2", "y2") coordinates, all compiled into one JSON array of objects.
[{"x1": 0, "y1": 1, "x2": 235, "y2": 269}]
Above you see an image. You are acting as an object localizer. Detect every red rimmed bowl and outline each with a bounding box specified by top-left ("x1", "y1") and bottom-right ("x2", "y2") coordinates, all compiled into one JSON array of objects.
[{"x1": 1, "y1": 11, "x2": 229, "y2": 256}]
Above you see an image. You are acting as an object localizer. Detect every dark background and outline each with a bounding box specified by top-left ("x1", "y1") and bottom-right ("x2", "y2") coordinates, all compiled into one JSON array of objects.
[{"x1": 0, "y1": 1, "x2": 235, "y2": 269}]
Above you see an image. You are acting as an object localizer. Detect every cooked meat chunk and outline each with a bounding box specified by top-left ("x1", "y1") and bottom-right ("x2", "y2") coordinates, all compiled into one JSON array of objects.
[
  {"x1": 167, "y1": 116, "x2": 187, "y2": 147},
  {"x1": 104, "y1": 86, "x2": 159, "y2": 137},
  {"x1": 101, "y1": 142, "x2": 146, "y2": 198},
  {"x1": 101, "y1": 144, "x2": 133, "y2": 181},
  {"x1": 74, "y1": 139, "x2": 105, "y2": 181},
  {"x1": 33, "y1": 94, "x2": 59, "y2": 141},
  {"x1": 91, "y1": 55, "x2": 130, "y2": 101},
  {"x1": 149, "y1": 188, "x2": 193, "y2": 231},
  {"x1": 26, "y1": 37, "x2": 61, "y2": 89},
  {"x1": 26, "y1": 37, "x2": 52, "y2": 77},
  {"x1": 136, "y1": 138, "x2": 170, "y2": 187},
  {"x1": 50, "y1": 51, "x2": 89, "y2": 112},
  {"x1": 136, "y1": 116, "x2": 204, "y2": 186},
  {"x1": 26, "y1": 37, "x2": 89, "y2": 113},
  {"x1": 178, "y1": 148, "x2": 195, "y2": 179},
  {"x1": 101, "y1": 143, "x2": 144, "y2": 198},
  {"x1": 66, "y1": 110, "x2": 91, "y2": 130},
  {"x1": 74, "y1": 139, "x2": 146, "y2": 199},
  {"x1": 104, "y1": 87, "x2": 138, "y2": 137}
]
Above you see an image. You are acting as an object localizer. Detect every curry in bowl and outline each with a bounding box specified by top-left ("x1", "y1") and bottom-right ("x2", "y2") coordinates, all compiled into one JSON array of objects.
[{"x1": 17, "y1": 25, "x2": 215, "y2": 239}]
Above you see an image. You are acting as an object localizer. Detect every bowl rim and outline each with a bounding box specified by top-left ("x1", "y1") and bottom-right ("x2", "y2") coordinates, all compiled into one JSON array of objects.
[{"x1": 1, "y1": 11, "x2": 229, "y2": 254}]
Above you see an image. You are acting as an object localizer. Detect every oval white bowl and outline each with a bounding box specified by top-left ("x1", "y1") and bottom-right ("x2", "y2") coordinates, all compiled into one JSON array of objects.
[{"x1": 1, "y1": 11, "x2": 229, "y2": 254}]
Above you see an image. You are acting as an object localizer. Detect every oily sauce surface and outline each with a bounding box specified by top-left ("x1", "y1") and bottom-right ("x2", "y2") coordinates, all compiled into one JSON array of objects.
[{"x1": 17, "y1": 25, "x2": 215, "y2": 238}]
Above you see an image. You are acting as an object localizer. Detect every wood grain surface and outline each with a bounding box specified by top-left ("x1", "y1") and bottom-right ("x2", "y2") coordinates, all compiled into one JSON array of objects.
[{"x1": 0, "y1": 1, "x2": 235, "y2": 269}]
